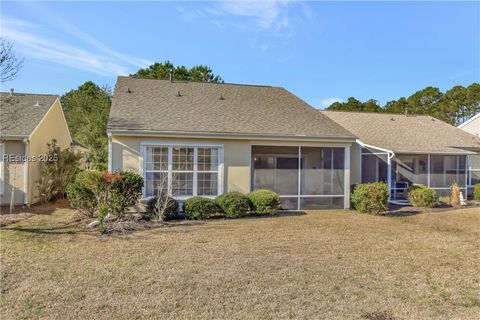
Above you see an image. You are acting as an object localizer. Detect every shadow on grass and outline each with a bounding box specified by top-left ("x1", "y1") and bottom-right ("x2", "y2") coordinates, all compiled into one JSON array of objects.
[{"x1": 3, "y1": 222, "x2": 86, "y2": 235}]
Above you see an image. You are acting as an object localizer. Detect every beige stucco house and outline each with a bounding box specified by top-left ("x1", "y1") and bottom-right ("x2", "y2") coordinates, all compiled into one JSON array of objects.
[
  {"x1": 0, "y1": 91, "x2": 72, "y2": 206},
  {"x1": 322, "y1": 111, "x2": 480, "y2": 202},
  {"x1": 108, "y1": 77, "x2": 356, "y2": 210}
]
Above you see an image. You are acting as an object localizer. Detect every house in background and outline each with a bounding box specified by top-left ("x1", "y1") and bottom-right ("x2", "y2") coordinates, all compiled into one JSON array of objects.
[
  {"x1": 0, "y1": 91, "x2": 72, "y2": 206},
  {"x1": 458, "y1": 113, "x2": 480, "y2": 137},
  {"x1": 108, "y1": 76, "x2": 356, "y2": 210},
  {"x1": 322, "y1": 111, "x2": 480, "y2": 203}
]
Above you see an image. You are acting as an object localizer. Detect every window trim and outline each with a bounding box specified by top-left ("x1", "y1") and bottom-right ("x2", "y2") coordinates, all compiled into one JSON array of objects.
[{"x1": 140, "y1": 141, "x2": 224, "y2": 199}]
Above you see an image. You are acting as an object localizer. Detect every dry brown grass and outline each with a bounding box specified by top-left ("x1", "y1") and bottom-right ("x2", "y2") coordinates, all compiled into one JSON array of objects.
[{"x1": 1, "y1": 206, "x2": 479, "y2": 319}]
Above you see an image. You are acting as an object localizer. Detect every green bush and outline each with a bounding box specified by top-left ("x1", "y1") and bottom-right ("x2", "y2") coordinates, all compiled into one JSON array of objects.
[
  {"x1": 66, "y1": 171, "x2": 103, "y2": 217},
  {"x1": 247, "y1": 189, "x2": 281, "y2": 215},
  {"x1": 351, "y1": 182, "x2": 389, "y2": 215},
  {"x1": 215, "y1": 192, "x2": 251, "y2": 218},
  {"x1": 145, "y1": 195, "x2": 179, "y2": 220},
  {"x1": 474, "y1": 184, "x2": 480, "y2": 200},
  {"x1": 408, "y1": 185, "x2": 439, "y2": 208},
  {"x1": 184, "y1": 197, "x2": 217, "y2": 220},
  {"x1": 110, "y1": 171, "x2": 144, "y2": 218}
]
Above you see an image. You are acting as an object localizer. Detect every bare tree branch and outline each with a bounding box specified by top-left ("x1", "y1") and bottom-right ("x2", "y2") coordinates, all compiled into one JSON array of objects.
[{"x1": 1, "y1": 38, "x2": 24, "y2": 83}]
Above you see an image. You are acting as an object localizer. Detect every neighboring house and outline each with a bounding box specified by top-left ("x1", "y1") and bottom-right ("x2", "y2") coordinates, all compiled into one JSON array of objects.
[
  {"x1": 0, "y1": 91, "x2": 72, "y2": 206},
  {"x1": 322, "y1": 111, "x2": 480, "y2": 202},
  {"x1": 457, "y1": 113, "x2": 480, "y2": 187},
  {"x1": 108, "y1": 76, "x2": 356, "y2": 210},
  {"x1": 458, "y1": 113, "x2": 480, "y2": 137}
]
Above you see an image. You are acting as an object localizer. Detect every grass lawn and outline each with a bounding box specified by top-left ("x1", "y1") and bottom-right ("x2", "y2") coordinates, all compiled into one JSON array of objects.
[{"x1": 1, "y1": 203, "x2": 479, "y2": 320}]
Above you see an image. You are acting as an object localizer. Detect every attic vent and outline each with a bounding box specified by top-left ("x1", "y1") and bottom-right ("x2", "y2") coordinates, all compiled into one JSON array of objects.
[
  {"x1": 126, "y1": 87, "x2": 132, "y2": 93},
  {"x1": 177, "y1": 90, "x2": 182, "y2": 97},
  {"x1": 34, "y1": 100, "x2": 40, "y2": 107},
  {"x1": 219, "y1": 94, "x2": 224, "y2": 100}
]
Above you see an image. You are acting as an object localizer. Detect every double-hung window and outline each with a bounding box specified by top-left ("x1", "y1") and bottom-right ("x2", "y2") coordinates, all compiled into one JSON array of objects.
[{"x1": 144, "y1": 144, "x2": 222, "y2": 198}]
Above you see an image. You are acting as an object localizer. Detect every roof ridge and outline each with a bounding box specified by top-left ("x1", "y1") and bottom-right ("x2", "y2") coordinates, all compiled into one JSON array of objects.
[
  {"x1": 321, "y1": 110, "x2": 434, "y2": 117},
  {"x1": 119, "y1": 75, "x2": 276, "y2": 88},
  {"x1": 0, "y1": 92, "x2": 59, "y2": 97}
]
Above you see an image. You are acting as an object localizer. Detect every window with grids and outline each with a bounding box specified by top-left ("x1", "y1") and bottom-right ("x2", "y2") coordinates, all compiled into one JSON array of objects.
[{"x1": 144, "y1": 146, "x2": 220, "y2": 197}]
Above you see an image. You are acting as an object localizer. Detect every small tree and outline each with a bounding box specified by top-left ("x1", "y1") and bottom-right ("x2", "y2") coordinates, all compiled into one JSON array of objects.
[
  {"x1": 450, "y1": 182, "x2": 461, "y2": 206},
  {"x1": 147, "y1": 172, "x2": 179, "y2": 222},
  {"x1": 36, "y1": 139, "x2": 81, "y2": 203}
]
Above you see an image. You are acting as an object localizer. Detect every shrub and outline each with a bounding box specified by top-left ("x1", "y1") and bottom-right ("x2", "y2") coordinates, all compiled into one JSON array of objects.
[
  {"x1": 66, "y1": 171, "x2": 103, "y2": 217},
  {"x1": 110, "y1": 171, "x2": 144, "y2": 218},
  {"x1": 351, "y1": 182, "x2": 389, "y2": 215},
  {"x1": 215, "y1": 191, "x2": 251, "y2": 218},
  {"x1": 450, "y1": 182, "x2": 461, "y2": 206},
  {"x1": 145, "y1": 195, "x2": 179, "y2": 221},
  {"x1": 474, "y1": 184, "x2": 480, "y2": 200},
  {"x1": 247, "y1": 189, "x2": 281, "y2": 215},
  {"x1": 184, "y1": 197, "x2": 216, "y2": 220},
  {"x1": 36, "y1": 139, "x2": 81, "y2": 203},
  {"x1": 408, "y1": 185, "x2": 439, "y2": 208}
]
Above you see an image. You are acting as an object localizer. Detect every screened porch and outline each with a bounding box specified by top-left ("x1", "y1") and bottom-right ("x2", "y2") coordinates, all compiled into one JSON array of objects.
[{"x1": 361, "y1": 146, "x2": 472, "y2": 201}]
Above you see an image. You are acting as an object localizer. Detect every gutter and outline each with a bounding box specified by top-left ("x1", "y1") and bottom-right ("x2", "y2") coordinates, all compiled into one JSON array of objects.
[{"x1": 107, "y1": 129, "x2": 357, "y2": 143}]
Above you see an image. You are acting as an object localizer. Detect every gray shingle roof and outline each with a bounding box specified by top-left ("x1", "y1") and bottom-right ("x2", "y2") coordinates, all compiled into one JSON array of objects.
[
  {"x1": 108, "y1": 76, "x2": 355, "y2": 139},
  {"x1": 1, "y1": 92, "x2": 58, "y2": 137},
  {"x1": 321, "y1": 110, "x2": 480, "y2": 154}
]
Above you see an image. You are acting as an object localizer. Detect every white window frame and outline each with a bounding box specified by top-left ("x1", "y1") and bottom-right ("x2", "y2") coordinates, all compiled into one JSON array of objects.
[{"x1": 140, "y1": 141, "x2": 224, "y2": 200}]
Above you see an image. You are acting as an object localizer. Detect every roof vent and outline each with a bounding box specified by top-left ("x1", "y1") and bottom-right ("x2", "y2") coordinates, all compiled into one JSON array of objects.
[
  {"x1": 10, "y1": 88, "x2": 14, "y2": 96},
  {"x1": 177, "y1": 90, "x2": 182, "y2": 97},
  {"x1": 34, "y1": 100, "x2": 40, "y2": 107},
  {"x1": 219, "y1": 94, "x2": 224, "y2": 100},
  {"x1": 126, "y1": 87, "x2": 132, "y2": 93},
  {"x1": 390, "y1": 117, "x2": 395, "y2": 121}
]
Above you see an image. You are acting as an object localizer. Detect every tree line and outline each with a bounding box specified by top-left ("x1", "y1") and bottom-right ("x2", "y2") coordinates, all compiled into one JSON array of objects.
[
  {"x1": 2, "y1": 38, "x2": 478, "y2": 169},
  {"x1": 326, "y1": 84, "x2": 480, "y2": 126}
]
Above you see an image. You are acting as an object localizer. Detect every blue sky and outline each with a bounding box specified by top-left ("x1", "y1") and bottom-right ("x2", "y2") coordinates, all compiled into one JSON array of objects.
[{"x1": 1, "y1": 1, "x2": 479, "y2": 108}]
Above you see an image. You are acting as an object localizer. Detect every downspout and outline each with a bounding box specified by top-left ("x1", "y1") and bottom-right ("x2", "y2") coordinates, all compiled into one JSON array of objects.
[
  {"x1": 107, "y1": 133, "x2": 112, "y2": 172},
  {"x1": 23, "y1": 138, "x2": 29, "y2": 206}
]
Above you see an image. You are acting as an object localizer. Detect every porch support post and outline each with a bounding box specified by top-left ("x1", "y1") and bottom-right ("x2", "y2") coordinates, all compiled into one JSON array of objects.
[
  {"x1": 387, "y1": 154, "x2": 392, "y2": 200},
  {"x1": 427, "y1": 154, "x2": 431, "y2": 188},
  {"x1": 344, "y1": 146, "x2": 350, "y2": 209}
]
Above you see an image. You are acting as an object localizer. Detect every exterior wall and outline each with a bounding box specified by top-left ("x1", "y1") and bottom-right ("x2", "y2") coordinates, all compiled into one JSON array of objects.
[
  {"x1": 111, "y1": 135, "x2": 352, "y2": 207},
  {"x1": 459, "y1": 115, "x2": 480, "y2": 137},
  {"x1": 0, "y1": 140, "x2": 26, "y2": 205},
  {"x1": 27, "y1": 99, "x2": 72, "y2": 204},
  {"x1": 350, "y1": 143, "x2": 362, "y2": 185}
]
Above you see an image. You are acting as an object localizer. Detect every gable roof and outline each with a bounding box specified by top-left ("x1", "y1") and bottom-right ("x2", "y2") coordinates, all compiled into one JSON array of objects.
[
  {"x1": 321, "y1": 110, "x2": 480, "y2": 154},
  {"x1": 458, "y1": 113, "x2": 480, "y2": 129},
  {"x1": 1, "y1": 92, "x2": 58, "y2": 137},
  {"x1": 108, "y1": 76, "x2": 355, "y2": 140}
]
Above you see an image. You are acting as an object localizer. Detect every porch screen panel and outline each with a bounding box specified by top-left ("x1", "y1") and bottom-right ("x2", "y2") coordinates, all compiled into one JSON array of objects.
[
  {"x1": 469, "y1": 155, "x2": 480, "y2": 185},
  {"x1": 361, "y1": 151, "x2": 388, "y2": 184},
  {"x1": 395, "y1": 155, "x2": 428, "y2": 186},
  {"x1": 301, "y1": 147, "x2": 344, "y2": 195},
  {"x1": 252, "y1": 146, "x2": 298, "y2": 195},
  {"x1": 430, "y1": 155, "x2": 467, "y2": 188}
]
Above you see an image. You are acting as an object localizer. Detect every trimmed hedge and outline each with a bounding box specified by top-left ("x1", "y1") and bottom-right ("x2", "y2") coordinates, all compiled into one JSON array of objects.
[
  {"x1": 184, "y1": 196, "x2": 217, "y2": 220},
  {"x1": 351, "y1": 182, "x2": 389, "y2": 215},
  {"x1": 248, "y1": 189, "x2": 281, "y2": 215},
  {"x1": 215, "y1": 191, "x2": 251, "y2": 218},
  {"x1": 474, "y1": 184, "x2": 480, "y2": 200},
  {"x1": 66, "y1": 171, "x2": 101, "y2": 217},
  {"x1": 408, "y1": 185, "x2": 439, "y2": 208}
]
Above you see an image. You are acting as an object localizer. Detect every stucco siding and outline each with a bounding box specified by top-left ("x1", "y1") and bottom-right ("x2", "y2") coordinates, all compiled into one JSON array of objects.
[
  {"x1": 1, "y1": 140, "x2": 26, "y2": 205},
  {"x1": 27, "y1": 99, "x2": 72, "y2": 204},
  {"x1": 459, "y1": 116, "x2": 480, "y2": 137},
  {"x1": 111, "y1": 135, "x2": 352, "y2": 198}
]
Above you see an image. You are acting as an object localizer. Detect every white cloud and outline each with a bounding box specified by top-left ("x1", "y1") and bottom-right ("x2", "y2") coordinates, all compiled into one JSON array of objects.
[
  {"x1": 313, "y1": 97, "x2": 344, "y2": 109},
  {"x1": 1, "y1": 17, "x2": 151, "y2": 76}
]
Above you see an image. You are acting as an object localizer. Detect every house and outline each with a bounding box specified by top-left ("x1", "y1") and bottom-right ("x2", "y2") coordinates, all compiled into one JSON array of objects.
[
  {"x1": 322, "y1": 111, "x2": 480, "y2": 203},
  {"x1": 0, "y1": 91, "x2": 72, "y2": 206},
  {"x1": 458, "y1": 113, "x2": 480, "y2": 137},
  {"x1": 108, "y1": 76, "x2": 356, "y2": 210}
]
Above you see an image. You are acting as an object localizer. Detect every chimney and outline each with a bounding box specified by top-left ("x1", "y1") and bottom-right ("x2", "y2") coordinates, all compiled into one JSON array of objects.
[{"x1": 10, "y1": 88, "x2": 14, "y2": 96}]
